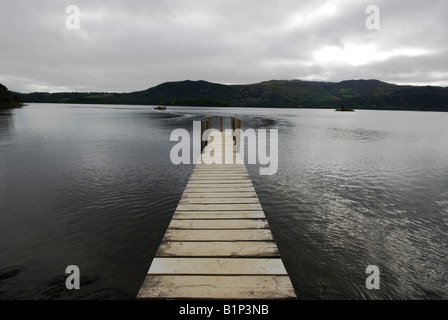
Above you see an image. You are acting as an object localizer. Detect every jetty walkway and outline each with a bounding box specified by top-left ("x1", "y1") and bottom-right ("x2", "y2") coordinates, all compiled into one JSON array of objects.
[{"x1": 137, "y1": 117, "x2": 296, "y2": 299}]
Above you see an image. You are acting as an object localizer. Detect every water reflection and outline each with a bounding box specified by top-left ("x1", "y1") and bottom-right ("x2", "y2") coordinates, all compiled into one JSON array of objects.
[{"x1": 0, "y1": 110, "x2": 15, "y2": 141}]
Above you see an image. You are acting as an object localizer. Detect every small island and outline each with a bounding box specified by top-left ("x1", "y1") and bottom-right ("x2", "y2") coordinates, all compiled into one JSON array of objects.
[{"x1": 335, "y1": 105, "x2": 355, "y2": 112}]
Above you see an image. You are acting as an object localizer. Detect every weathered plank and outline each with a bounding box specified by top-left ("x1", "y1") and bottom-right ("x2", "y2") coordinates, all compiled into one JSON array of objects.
[
  {"x1": 186, "y1": 183, "x2": 251, "y2": 187},
  {"x1": 193, "y1": 166, "x2": 246, "y2": 170},
  {"x1": 148, "y1": 258, "x2": 289, "y2": 275},
  {"x1": 192, "y1": 168, "x2": 248, "y2": 171},
  {"x1": 181, "y1": 192, "x2": 258, "y2": 198},
  {"x1": 194, "y1": 164, "x2": 245, "y2": 168},
  {"x1": 185, "y1": 184, "x2": 253, "y2": 190},
  {"x1": 193, "y1": 171, "x2": 247, "y2": 175},
  {"x1": 173, "y1": 211, "x2": 266, "y2": 219},
  {"x1": 187, "y1": 179, "x2": 252, "y2": 184},
  {"x1": 184, "y1": 187, "x2": 256, "y2": 193},
  {"x1": 192, "y1": 170, "x2": 248, "y2": 174},
  {"x1": 190, "y1": 177, "x2": 250, "y2": 182},
  {"x1": 168, "y1": 219, "x2": 269, "y2": 230},
  {"x1": 138, "y1": 275, "x2": 297, "y2": 299},
  {"x1": 176, "y1": 203, "x2": 263, "y2": 211},
  {"x1": 191, "y1": 170, "x2": 247, "y2": 173},
  {"x1": 163, "y1": 229, "x2": 274, "y2": 241},
  {"x1": 156, "y1": 241, "x2": 280, "y2": 257},
  {"x1": 194, "y1": 167, "x2": 245, "y2": 169},
  {"x1": 180, "y1": 198, "x2": 260, "y2": 204}
]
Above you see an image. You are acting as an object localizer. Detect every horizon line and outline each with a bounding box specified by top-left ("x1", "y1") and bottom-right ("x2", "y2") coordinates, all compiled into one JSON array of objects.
[{"x1": 11, "y1": 78, "x2": 448, "y2": 94}]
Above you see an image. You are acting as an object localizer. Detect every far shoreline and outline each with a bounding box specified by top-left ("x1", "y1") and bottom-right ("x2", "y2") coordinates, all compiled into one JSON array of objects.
[{"x1": 16, "y1": 102, "x2": 448, "y2": 114}]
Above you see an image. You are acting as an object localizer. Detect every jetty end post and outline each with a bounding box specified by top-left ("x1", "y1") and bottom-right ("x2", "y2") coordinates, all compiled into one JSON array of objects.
[
  {"x1": 235, "y1": 119, "x2": 242, "y2": 153},
  {"x1": 201, "y1": 119, "x2": 207, "y2": 152}
]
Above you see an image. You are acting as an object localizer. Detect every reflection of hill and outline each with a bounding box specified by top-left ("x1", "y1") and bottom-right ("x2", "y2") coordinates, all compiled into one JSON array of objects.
[
  {"x1": 18, "y1": 79, "x2": 448, "y2": 111},
  {"x1": 0, "y1": 83, "x2": 23, "y2": 108}
]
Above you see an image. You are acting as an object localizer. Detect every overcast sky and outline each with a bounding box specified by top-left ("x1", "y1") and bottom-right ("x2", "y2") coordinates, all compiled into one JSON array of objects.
[{"x1": 1, "y1": 0, "x2": 447, "y2": 93}]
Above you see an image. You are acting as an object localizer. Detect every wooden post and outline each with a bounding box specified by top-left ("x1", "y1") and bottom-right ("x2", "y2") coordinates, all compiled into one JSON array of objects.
[
  {"x1": 206, "y1": 117, "x2": 212, "y2": 130},
  {"x1": 201, "y1": 120, "x2": 207, "y2": 152},
  {"x1": 235, "y1": 119, "x2": 242, "y2": 153},
  {"x1": 231, "y1": 117, "x2": 236, "y2": 145},
  {"x1": 201, "y1": 117, "x2": 213, "y2": 151},
  {"x1": 220, "y1": 117, "x2": 223, "y2": 132}
]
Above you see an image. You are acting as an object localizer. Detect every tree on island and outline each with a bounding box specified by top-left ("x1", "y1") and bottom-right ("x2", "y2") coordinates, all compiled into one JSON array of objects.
[{"x1": 335, "y1": 105, "x2": 354, "y2": 112}]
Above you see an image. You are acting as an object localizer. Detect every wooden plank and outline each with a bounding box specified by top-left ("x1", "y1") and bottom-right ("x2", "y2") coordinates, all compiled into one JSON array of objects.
[
  {"x1": 193, "y1": 170, "x2": 248, "y2": 173},
  {"x1": 138, "y1": 275, "x2": 297, "y2": 299},
  {"x1": 186, "y1": 179, "x2": 251, "y2": 184},
  {"x1": 193, "y1": 170, "x2": 247, "y2": 174},
  {"x1": 192, "y1": 169, "x2": 247, "y2": 172},
  {"x1": 190, "y1": 172, "x2": 248, "y2": 175},
  {"x1": 175, "y1": 210, "x2": 265, "y2": 215},
  {"x1": 180, "y1": 198, "x2": 260, "y2": 204},
  {"x1": 190, "y1": 176, "x2": 249, "y2": 180},
  {"x1": 202, "y1": 154, "x2": 236, "y2": 158},
  {"x1": 190, "y1": 175, "x2": 250, "y2": 180},
  {"x1": 156, "y1": 241, "x2": 280, "y2": 257},
  {"x1": 176, "y1": 203, "x2": 263, "y2": 211},
  {"x1": 163, "y1": 229, "x2": 274, "y2": 241},
  {"x1": 195, "y1": 163, "x2": 246, "y2": 169},
  {"x1": 168, "y1": 219, "x2": 269, "y2": 230},
  {"x1": 172, "y1": 212, "x2": 265, "y2": 220},
  {"x1": 189, "y1": 179, "x2": 251, "y2": 183},
  {"x1": 184, "y1": 187, "x2": 256, "y2": 193},
  {"x1": 197, "y1": 161, "x2": 244, "y2": 166},
  {"x1": 192, "y1": 172, "x2": 248, "y2": 175},
  {"x1": 147, "y1": 258, "x2": 289, "y2": 275},
  {"x1": 191, "y1": 171, "x2": 249, "y2": 175},
  {"x1": 181, "y1": 192, "x2": 258, "y2": 198},
  {"x1": 194, "y1": 164, "x2": 245, "y2": 167},
  {"x1": 194, "y1": 168, "x2": 247, "y2": 171},
  {"x1": 191, "y1": 174, "x2": 249, "y2": 177},
  {"x1": 200, "y1": 154, "x2": 239, "y2": 159},
  {"x1": 188, "y1": 177, "x2": 252, "y2": 186},
  {"x1": 184, "y1": 185, "x2": 253, "y2": 190},
  {"x1": 193, "y1": 166, "x2": 246, "y2": 170},
  {"x1": 192, "y1": 174, "x2": 248, "y2": 177}
]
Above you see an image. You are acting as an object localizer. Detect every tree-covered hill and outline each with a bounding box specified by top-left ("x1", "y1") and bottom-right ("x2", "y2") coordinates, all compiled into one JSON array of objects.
[
  {"x1": 0, "y1": 83, "x2": 23, "y2": 108},
  {"x1": 18, "y1": 79, "x2": 448, "y2": 111}
]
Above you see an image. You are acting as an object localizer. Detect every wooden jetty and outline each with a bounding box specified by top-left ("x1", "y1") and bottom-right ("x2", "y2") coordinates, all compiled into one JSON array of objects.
[{"x1": 137, "y1": 117, "x2": 296, "y2": 299}]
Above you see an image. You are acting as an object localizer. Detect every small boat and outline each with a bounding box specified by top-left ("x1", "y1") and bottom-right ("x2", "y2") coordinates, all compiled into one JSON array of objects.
[
  {"x1": 335, "y1": 105, "x2": 354, "y2": 112},
  {"x1": 154, "y1": 105, "x2": 166, "y2": 110}
]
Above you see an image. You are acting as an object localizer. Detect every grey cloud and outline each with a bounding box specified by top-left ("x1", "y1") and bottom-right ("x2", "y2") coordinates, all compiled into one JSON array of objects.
[{"x1": 1, "y1": 0, "x2": 447, "y2": 93}]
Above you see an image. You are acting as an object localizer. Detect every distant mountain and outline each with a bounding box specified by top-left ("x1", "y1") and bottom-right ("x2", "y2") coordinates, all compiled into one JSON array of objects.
[
  {"x1": 0, "y1": 83, "x2": 23, "y2": 108},
  {"x1": 19, "y1": 79, "x2": 448, "y2": 111}
]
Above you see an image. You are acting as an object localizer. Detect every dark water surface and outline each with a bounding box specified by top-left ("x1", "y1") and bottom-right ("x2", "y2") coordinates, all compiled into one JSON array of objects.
[{"x1": 1, "y1": 104, "x2": 447, "y2": 299}]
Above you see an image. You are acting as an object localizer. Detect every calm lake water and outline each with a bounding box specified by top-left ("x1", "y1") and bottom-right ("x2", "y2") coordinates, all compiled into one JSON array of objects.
[{"x1": 1, "y1": 103, "x2": 447, "y2": 300}]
